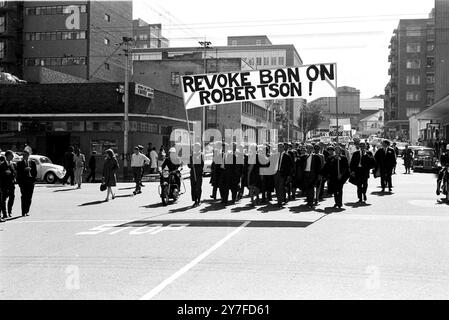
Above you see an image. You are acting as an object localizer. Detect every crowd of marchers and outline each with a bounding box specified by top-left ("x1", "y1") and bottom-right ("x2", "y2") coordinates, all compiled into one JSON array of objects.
[{"x1": 184, "y1": 139, "x2": 400, "y2": 209}]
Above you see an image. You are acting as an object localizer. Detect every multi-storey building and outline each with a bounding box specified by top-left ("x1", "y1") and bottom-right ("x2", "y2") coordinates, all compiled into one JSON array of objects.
[
  {"x1": 0, "y1": 1, "x2": 24, "y2": 78},
  {"x1": 133, "y1": 19, "x2": 169, "y2": 49},
  {"x1": 0, "y1": 1, "x2": 132, "y2": 82},
  {"x1": 132, "y1": 35, "x2": 304, "y2": 141},
  {"x1": 384, "y1": 14, "x2": 435, "y2": 140},
  {"x1": 413, "y1": 2, "x2": 449, "y2": 145},
  {"x1": 309, "y1": 86, "x2": 361, "y2": 136}
]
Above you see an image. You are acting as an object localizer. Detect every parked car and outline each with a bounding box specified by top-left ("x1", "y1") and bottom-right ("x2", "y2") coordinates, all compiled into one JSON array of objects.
[
  {"x1": 411, "y1": 147, "x2": 441, "y2": 172},
  {"x1": 0, "y1": 152, "x2": 65, "y2": 183}
]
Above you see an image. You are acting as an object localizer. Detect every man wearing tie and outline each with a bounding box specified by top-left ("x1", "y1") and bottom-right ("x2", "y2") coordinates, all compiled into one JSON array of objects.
[
  {"x1": 16, "y1": 149, "x2": 37, "y2": 217},
  {"x1": 374, "y1": 140, "x2": 397, "y2": 193},
  {"x1": 299, "y1": 144, "x2": 322, "y2": 208},
  {"x1": 350, "y1": 142, "x2": 376, "y2": 203},
  {"x1": 322, "y1": 145, "x2": 350, "y2": 208},
  {"x1": 273, "y1": 143, "x2": 294, "y2": 206}
]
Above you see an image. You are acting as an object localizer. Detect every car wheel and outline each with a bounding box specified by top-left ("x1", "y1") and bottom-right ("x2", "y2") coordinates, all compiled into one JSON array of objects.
[{"x1": 44, "y1": 172, "x2": 57, "y2": 184}]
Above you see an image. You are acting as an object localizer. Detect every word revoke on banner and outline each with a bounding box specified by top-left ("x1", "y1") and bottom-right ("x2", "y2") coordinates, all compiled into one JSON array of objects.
[{"x1": 181, "y1": 63, "x2": 336, "y2": 109}]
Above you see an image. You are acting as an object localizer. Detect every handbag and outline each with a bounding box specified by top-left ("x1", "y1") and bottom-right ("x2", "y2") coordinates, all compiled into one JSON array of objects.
[{"x1": 100, "y1": 182, "x2": 107, "y2": 191}]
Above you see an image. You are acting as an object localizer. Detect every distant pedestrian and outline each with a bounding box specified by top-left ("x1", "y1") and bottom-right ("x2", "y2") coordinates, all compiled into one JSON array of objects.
[
  {"x1": 402, "y1": 145, "x2": 414, "y2": 174},
  {"x1": 138, "y1": 145, "x2": 146, "y2": 187},
  {"x1": 86, "y1": 151, "x2": 97, "y2": 182},
  {"x1": 62, "y1": 146, "x2": 75, "y2": 185},
  {"x1": 322, "y1": 145, "x2": 350, "y2": 208},
  {"x1": 0, "y1": 150, "x2": 16, "y2": 219},
  {"x1": 16, "y1": 149, "x2": 37, "y2": 216},
  {"x1": 374, "y1": 140, "x2": 397, "y2": 193},
  {"x1": 392, "y1": 142, "x2": 399, "y2": 174},
  {"x1": 149, "y1": 147, "x2": 158, "y2": 174},
  {"x1": 74, "y1": 148, "x2": 86, "y2": 189},
  {"x1": 24, "y1": 143, "x2": 32, "y2": 155},
  {"x1": 158, "y1": 146, "x2": 166, "y2": 171},
  {"x1": 102, "y1": 149, "x2": 119, "y2": 201},
  {"x1": 131, "y1": 146, "x2": 150, "y2": 195},
  {"x1": 349, "y1": 142, "x2": 376, "y2": 203},
  {"x1": 188, "y1": 143, "x2": 204, "y2": 207}
]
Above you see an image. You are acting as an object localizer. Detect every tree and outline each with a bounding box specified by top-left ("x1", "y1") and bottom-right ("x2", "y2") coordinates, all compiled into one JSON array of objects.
[{"x1": 297, "y1": 104, "x2": 323, "y2": 142}]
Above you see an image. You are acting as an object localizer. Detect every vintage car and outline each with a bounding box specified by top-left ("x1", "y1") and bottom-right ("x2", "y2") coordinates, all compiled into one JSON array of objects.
[
  {"x1": 411, "y1": 147, "x2": 441, "y2": 172},
  {"x1": 0, "y1": 152, "x2": 65, "y2": 183}
]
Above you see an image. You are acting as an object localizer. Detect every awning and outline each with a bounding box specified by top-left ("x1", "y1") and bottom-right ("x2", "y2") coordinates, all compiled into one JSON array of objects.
[{"x1": 415, "y1": 94, "x2": 449, "y2": 120}]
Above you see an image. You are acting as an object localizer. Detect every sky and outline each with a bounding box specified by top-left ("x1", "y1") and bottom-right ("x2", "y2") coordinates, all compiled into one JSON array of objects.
[{"x1": 133, "y1": 0, "x2": 435, "y2": 99}]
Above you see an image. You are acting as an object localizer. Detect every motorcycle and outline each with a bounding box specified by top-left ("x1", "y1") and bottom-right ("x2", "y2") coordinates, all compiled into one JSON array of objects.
[
  {"x1": 436, "y1": 165, "x2": 449, "y2": 202},
  {"x1": 158, "y1": 168, "x2": 183, "y2": 206}
]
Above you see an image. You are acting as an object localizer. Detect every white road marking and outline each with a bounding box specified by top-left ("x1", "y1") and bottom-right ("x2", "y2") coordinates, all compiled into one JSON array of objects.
[
  {"x1": 7, "y1": 219, "x2": 130, "y2": 224},
  {"x1": 139, "y1": 220, "x2": 251, "y2": 300}
]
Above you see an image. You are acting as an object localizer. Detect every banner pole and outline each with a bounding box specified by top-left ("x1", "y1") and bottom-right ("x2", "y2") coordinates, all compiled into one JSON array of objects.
[
  {"x1": 334, "y1": 63, "x2": 339, "y2": 144},
  {"x1": 184, "y1": 107, "x2": 196, "y2": 184}
]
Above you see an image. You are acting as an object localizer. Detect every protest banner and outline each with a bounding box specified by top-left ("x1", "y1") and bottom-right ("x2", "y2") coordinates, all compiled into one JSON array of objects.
[{"x1": 181, "y1": 63, "x2": 337, "y2": 109}]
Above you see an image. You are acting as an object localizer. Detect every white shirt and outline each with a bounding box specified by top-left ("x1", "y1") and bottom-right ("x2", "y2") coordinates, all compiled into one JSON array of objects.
[
  {"x1": 149, "y1": 150, "x2": 158, "y2": 168},
  {"x1": 305, "y1": 154, "x2": 312, "y2": 172},
  {"x1": 131, "y1": 152, "x2": 150, "y2": 167}
]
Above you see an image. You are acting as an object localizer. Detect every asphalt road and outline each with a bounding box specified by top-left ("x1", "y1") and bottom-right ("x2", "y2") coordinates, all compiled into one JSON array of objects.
[{"x1": 1, "y1": 159, "x2": 449, "y2": 300}]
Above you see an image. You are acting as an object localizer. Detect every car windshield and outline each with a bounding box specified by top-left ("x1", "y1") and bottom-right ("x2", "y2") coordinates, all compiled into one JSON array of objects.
[
  {"x1": 39, "y1": 157, "x2": 52, "y2": 164},
  {"x1": 416, "y1": 150, "x2": 434, "y2": 157}
]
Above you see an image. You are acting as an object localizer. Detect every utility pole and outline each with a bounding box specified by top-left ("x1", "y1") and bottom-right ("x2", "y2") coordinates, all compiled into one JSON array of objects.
[
  {"x1": 198, "y1": 40, "x2": 211, "y2": 148},
  {"x1": 122, "y1": 36, "x2": 133, "y2": 179}
]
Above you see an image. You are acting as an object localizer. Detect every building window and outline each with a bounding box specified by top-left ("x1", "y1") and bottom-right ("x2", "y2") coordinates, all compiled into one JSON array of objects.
[
  {"x1": 406, "y1": 75, "x2": 420, "y2": 85},
  {"x1": 426, "y1": 75, "x2": 435, "y2": 84},
  {"x1": 248, "y1": 58, "x2": 254, "y2": 65},
  {"x1": 256, "y1": 40, "x2": 262, "y2": 46},
  {"x1": 171, "y1": 72, "x2": 180, "y2": 86},
  {"x1": 406, "y1": 43, "x2": 421, "y2": 53},
  {"x1": 406, "y1": 59, "x2": 421, "y2": 69},
  {"x1": 104, "y1": 13, "x2": 110, "y2": 22},
  {"x1": 271, "y1": 57, "x2": 277, "y2": 65},
  {"x1": 406, "y1": 108, "x2": 420, "y2": 117},
  {"x1": 263, "y1": 57, "x2": 269, "y2": 65},
  {"x1": 427, "y1": 43, "x2": 435, "y2": 52},
  {"x1": 104, "y1": 38, "x2": 110, "y2": 45},
  {"x1": 25, "y1": 56, "x2": 87, "y2": 66},
  {"x1": 25, "y1": 5, "x2": 87, "y2": 16},
  {"x1": 256, "y1": 57, "x2": 262, "y2": 66},
  {"x1": 406, "y1": 91, "x2": 420, "y2": 101},
  {"x1": 426, "y1": 57, "x2": 434, "y2": 68},
  {"x1": 138, "y1": 34, "x2": 148, "y2": 41},
  {"x1": 231, "y1": 40, "x2": 237, "y2": 46},
  {"x1": 104, "y1": 63, "x2": 110, "y2": 70},
  {"x1": 0, "y1": 16, "x2": 4, "y2": 33},
  {"x1": 0, "y1": 2, "x2": 5, "y2": 8},
  {"x1": 0, "y1": 41, "x2": 4, "y2": 60},
  {"x1": 406, "y1": 27, "x2": 422, "y2": 37},
  {"x1": 278, "y1": 56, "x2": 285, "y2": 65}
]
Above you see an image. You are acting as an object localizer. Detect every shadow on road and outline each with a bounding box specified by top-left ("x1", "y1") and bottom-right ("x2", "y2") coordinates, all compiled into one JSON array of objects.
[
  {"x1": 344, "y1": 202, "x2": 372, "y2": 208},
  {"x1": 114, "y1": 194, "x2": 134, "y2": 199},
  {"x1": 79, "y1": 200, "x2": 106, "y2": 206},
  {"x1": 314, "y1": 206, "x2": 346, "y2": 214},
  {"x1": 53, "y1": 188, "x2": 77, "y2": 192},
  {"x1": 289, "y1": 204, "x2": 316, "y2": 214},
  {"x1": 116, "y1": 219, "x2": 315, "y2": 228},
  {"x1": 257, "y1": 203, "x2": 285, "y2": 213},
  {"x1": 371, "y1": 191, "x2": 393, "y2": 196}
]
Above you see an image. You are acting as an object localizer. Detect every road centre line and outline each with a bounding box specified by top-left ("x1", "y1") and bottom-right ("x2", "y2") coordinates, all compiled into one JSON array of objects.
[{"x1": 139, "y1": 220, "x2": 251, "y2": 300}]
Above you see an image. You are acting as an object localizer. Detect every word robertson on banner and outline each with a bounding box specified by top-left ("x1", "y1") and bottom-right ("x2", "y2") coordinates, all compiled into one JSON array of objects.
[{"x1": 181, "y1": 63, "x2": 336, "y2": 109}]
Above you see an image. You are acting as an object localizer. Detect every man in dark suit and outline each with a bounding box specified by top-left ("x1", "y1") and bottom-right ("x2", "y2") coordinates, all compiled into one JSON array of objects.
[
  {"x1": 350, "y1": 142, "x2": 376, "y2": 203},
  {"x1": 16, "y1": 149, "x2": 37, "y2": 217},
  {"x1": 299, "y1": 144, "x2": 322, "y2": 208},
  {"x1": 374, "y1": 140, "x2": 397, "y2": 193},
  {"x1": 322, "y1": 145, "x2": 350, "y2": 208},
  {"x1": 273, "y1": 143, "x2": 294, "y2": 206},
  {"x1": 0, "y1": 150, "x2": 16, "y2": 219}
]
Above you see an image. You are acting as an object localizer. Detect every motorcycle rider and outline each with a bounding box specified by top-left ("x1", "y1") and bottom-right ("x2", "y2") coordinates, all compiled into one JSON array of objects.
[
  {"x1": 160, "y1": 147, "x2": 181, "y2": 187},
  {"x1": 436, "y1": 145, "x2": 449, "y2": 195}
]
